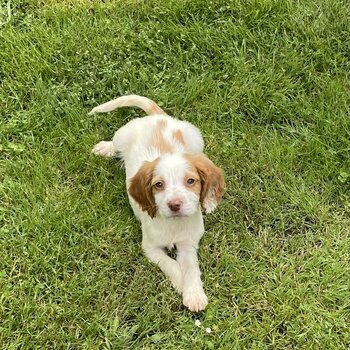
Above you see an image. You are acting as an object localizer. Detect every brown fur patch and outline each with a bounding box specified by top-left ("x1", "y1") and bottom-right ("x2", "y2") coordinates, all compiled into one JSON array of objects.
[
  {"x1": 173, "y1": 129, "x2": 185, "y2": 146},
  {"x1": 185, "y1": 154, "x2": 225, "y2": 211},
  {"x1": 157, "y1": 119, "x2": 167, "y2": 128},
  {"x1": 128, "y1": 160, "x2": 159, "y2": 218},
  {"x1": 151, "y1": 119, "x2": 173, "y2": 153}
]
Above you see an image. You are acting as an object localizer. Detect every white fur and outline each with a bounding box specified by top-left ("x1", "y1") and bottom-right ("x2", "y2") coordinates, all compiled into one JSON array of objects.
[{"x1": 91, "y1": 95, "x2": 221, "y2": 312}]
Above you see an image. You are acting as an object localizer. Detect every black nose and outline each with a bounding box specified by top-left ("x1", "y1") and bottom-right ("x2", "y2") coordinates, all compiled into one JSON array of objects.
[{"x1": 168, "y1": 200, "x2": 182, "y2": 212}]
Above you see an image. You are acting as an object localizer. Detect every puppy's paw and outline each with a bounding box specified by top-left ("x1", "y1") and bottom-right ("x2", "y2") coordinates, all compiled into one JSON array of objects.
[
  {"x1": 92, "y1": 141, "x2": 114, "y2": 157},
  {"x1": 183, "y1": 287, "x2": 208, "y2": 312}
]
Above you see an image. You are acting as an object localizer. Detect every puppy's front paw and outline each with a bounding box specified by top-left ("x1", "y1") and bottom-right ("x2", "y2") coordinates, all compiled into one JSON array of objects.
[
  {"x1": 183, "y1": 287, "x2": 208, "y2": 312},
  {"x1": 92, "y1": 141, "x2": 114, "y2": 157}
]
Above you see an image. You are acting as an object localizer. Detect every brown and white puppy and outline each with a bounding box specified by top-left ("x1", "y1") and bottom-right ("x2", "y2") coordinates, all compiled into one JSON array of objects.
[{"x1": 90, "y1": 95, "x2": 224, "y2": 311}]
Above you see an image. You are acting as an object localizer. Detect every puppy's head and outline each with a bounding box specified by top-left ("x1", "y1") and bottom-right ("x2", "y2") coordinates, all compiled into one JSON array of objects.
[{"x1": 128, "y1": 153, "x2": 224, "y2": 218}]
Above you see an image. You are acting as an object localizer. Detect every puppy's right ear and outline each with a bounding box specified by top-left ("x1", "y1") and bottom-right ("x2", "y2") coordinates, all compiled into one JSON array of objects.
[{"x1": 128, "y1": 160, "x2": 158, "y2": 218}]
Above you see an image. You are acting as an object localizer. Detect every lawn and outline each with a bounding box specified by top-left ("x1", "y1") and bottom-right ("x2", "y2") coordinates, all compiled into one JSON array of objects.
[{"x1": 1, "y1": 0, "x2": 350, "y2": 348}]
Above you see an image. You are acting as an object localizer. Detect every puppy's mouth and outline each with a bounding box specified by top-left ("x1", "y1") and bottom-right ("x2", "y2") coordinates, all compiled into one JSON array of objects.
[
  {"x1": 170, "y1": 212, "x2": 184, "y2": 218},
  {"x1": 167, "y1": 211, "x2": 191, "y2": 219}
]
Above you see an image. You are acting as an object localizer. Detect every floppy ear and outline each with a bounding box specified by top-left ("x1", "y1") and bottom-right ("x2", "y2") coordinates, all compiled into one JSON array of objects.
[
  {"x1": 187, "y1": 154, "x2": 225, "y2": 213},
  {"x1": 128, "y1": 161, "x2": 157, "y2": 218}
]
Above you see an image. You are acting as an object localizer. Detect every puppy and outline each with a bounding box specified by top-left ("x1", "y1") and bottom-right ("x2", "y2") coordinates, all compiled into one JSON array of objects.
[{"x1": 90, "y1": 95, "x2": 224, "y2": 312}]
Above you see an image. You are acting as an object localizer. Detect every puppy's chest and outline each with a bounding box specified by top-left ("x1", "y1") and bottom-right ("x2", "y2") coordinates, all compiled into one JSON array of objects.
[
  {"x1": 147, "y1": 222, "x2": 186, "y2": 247},
  {"x1": 143, "y1": 215, "x2": 204, "y2": 249},
  {"x1": 160, "y1": 229, "x2": 187, "y2": 250}
]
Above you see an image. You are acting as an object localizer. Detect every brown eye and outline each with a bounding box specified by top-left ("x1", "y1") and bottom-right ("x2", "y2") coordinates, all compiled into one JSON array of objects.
[
  {"x1": 187, "y1": 178, "x2": 196, "y2": 185},
  {"x1": 154, "y1": 181, "x2": 164, "y2": 189}
]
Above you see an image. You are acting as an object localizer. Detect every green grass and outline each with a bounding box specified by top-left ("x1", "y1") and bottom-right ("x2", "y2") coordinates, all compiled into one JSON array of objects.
[{"x1": 1, "y1": 0, "x2": 350, "y2": 348}]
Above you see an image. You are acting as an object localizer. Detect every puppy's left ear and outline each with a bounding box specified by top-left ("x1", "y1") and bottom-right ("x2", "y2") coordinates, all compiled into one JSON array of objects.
[{"x1": 187, "y1": 154, "x2": 225, "y2": 213}]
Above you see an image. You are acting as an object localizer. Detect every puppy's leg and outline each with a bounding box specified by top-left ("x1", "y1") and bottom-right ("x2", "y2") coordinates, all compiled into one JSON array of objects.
[
  {"x1": 92, "y1": 141, "x2": 115, "y2": 157},
  {"x1": 143, "y1": 246, "x2": 183, "y2": 293},
  {"x1": 176, "y1": 243, "x2": 208, "y2": 312}
]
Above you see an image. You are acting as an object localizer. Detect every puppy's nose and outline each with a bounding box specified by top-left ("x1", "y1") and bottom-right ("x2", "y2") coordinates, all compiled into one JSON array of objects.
[{"x1": 168, "y1": 199, "x2": 182, "y2": 213}]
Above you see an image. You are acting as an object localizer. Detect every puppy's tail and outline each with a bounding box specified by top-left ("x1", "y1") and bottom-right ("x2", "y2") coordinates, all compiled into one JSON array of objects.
[{"x1": 88, "y1": 94, "x2": 166, "y2": 116}]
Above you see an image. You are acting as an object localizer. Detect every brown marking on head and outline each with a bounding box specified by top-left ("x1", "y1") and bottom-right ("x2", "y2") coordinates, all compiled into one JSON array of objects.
[
  {"x1": 151, "y1": 119, "x2": 173, "y2": 153},
  {"x1": 185, "y1": 154, "x2": 225, "y2": 213},
  {"x1": 128, "y1": 159, "x2": 159, "y2": 218},
  {"x1": 173, "y1": 129, "x2": 185, "y2": 146}
]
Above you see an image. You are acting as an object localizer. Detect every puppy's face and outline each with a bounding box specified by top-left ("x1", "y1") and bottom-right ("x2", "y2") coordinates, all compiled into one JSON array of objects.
[{"x1": 129, "y1": 153, "x2": 224, "y2": 219}]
